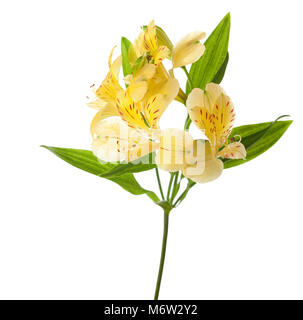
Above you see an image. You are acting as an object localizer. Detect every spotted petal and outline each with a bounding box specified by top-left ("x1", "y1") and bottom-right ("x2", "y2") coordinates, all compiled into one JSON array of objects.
[
  {"x1": 187, "y1": 83, "x2": 235, "y2": 148},
  {"x1": 95, "y1": 48, "x2": 123, "y2": 104},
  {"x1": 143, "y1": 20, "x2": 158, "y2": 56},
  {"x1": 217, "y1": 142, "x2": 246, "y2": 159},
  {"x1": 115, "y1": 91, "x2": 148, "y2": 130},
  {"x1": 92, "y1": 118, "x2": 158, "y2": 163},
  {"x1": 143, "y1": 94, "x2": 166, "y2": 129}
]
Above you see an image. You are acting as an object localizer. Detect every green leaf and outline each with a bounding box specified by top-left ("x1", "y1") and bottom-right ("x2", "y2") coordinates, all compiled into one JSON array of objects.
[
  {"x1": 223, "y1": 119, "x2": 292, "y2": 169},
  {"x1": 132, "y1": 56, "x2": 146, "y2": 75},
  {"x1": 41, "y1": 146, "x2": 159, "y2": 202},
  {"x1": 212, "y1": 52, "x2": 229, "y2": 84},
  {"x1": 186, "y1": 13, "x2": 231, "y2": 93},
  {"x1": 154, "y1": 25, "x2": 173, "y2": 52},
  {"x1": 121, "y1": 37, "x2": 133, "y2": 77},
  {"x1": 101, "y1": 152, "x2": 156, "y2": 177}
]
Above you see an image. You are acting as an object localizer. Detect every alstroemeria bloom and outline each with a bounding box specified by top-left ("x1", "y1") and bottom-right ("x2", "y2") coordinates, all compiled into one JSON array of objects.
[
  {"x1": 172, "y1": 31, "x2": 206, "y2": 68},
  {"x1": 141, "y1": 20, "x2": 171, "y2": 67},
  {"x1": 91, "y1": 88, "x2": 180, "y2": 165},
  {"x1": 182, "y1": 83, "x2": 246, "y2": 183},
  {"x1": 126, "y1": 20, "x2": 179, "y2": 105},
  {"x1": 88, "y1": 47, "x2": 123, "y2": 109}
]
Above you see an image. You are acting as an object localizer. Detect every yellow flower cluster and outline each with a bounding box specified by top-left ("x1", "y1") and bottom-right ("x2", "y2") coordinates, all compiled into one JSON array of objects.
[{"x1": 88, "y1": 20, "x2": 246, "y2": 183}]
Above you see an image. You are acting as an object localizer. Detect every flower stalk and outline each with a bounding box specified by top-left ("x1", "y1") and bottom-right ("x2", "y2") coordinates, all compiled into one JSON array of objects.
[{"x1": 154, "y1": 208, "x2": 170, "y2": 300}]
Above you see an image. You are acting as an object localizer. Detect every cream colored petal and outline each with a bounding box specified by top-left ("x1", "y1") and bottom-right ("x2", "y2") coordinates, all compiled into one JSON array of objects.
[
  {"x1": 127, "y1": 81, "x2": 148, "y2": 103},
  {"x1": 135, "y1": 63, "x2": 156, "y2": 81},
  {"x1": 155, "y1": 128, "x2": 195, "y2": 172},
  {"x1": 183, "y1": 158, "x2": 223, "y2": 183},
  {"x1": 125, "y1": 64, "x2": 156, "y2": 102},
  {"x1": 186, "y1": 88, "x2": 204, "y2": 109},
  {"x1": 172, "y1": 31, "x2": 206, "y2": 68},
  {"x1": 204, "y1": 82, "x2": 225, "y2": 108},
  {"x1": 154, "y1": 45, "x2": 170, "y2": 66},
  {"x1": 159, "y1": 77, "x2": 179, "y2": 106},
  {"x1": 182, "y1": 141, "x2": 223, "y2": 183},
  {"x1": 186, "y1": 88, "x2": 206, "y2": 131},
  {"x1": 133, "y1": 31, "x2": 145, "y2": 59},
  {"x1": 90, "y1": 103, "x2": 120, "y2": 137},
  {"x1": 92, "y1": 117, "x2": 158, "y2": 163},
  {"x1": 92, "y1": 118, "x2": 129, "y2": 162},
  {"x1": 111, "y1": 55, "x2": 122, "y2": 79},
  {"x1": 217, "y1": 142, "x2": 246, "y2": 159},
  {"x1": 87, "y1": 97, "x2": 107, "y2": 110}
]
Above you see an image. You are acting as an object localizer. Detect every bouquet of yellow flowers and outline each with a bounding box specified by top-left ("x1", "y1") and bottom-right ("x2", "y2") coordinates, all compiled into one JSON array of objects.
[{"x1": 42, "y1": 14, "x2": 292, "y2": 299}]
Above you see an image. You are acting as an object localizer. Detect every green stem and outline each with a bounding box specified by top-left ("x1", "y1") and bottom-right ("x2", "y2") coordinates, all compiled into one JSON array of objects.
[
  {"x1": 184, "y1": 115, "x2": 192, "y2": 130},
  {"x1": 166, "y1": 173, "x2": 174, "y2": 201},
  {"x1": 170, "y1": 172, "x2": 180, "y2": 204},
  {"x1": 173, "y1": 180, "x2": 196, "y2": 207},
  {"x1": 154, "y1": 209, "x2": 170, "y2": 300},
  {"x1": 181, "y1": 66, "x2": 193, "y2": 130},
  {"x1": 155, "y1": 167, "x2": 165, "y2": 200},
  {"x1": 182, "y1": 66, "x2": 193, "y2": 91}
]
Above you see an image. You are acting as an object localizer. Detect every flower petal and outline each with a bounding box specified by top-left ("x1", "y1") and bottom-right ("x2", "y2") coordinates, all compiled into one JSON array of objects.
[
  {"x1": 182, "y1": 141, "x2": 223, "y2": 183},
  {"x1": 143, "y1": 94, "x2": 166, "y2": 129},
  {"x1": 90, "y1": 103, "x2": 120, "y2": 137},
  {"x1": 187, "y1": 83, "x2": 235, "y2": 148},
  {"x1": 127, "y1": 81, "x2": 148, "y2": 103},
  {"x1": 217, "y1": 142, "x2": 246, "y2": 159},
  {"x1": 155, "y1": 128, "x2": 195, "y2": 172},
  {"x1": 172, "y1": 31, "x2": 206, "y2": 68},
  {"x1": 143, "y1": 20, "x2": 158, "y2": 55},
  {"x1": 115, "y1": 91, "x2": 149, "y2": 130},
  {"x1": 154, "y1": 45, "x2": 170, "y2": 66},
  {"x1": 95, "y1": 48, "x2": 123, "y2": 104},
  {"x1": 92, "y1": 117, "x2": 158, "y2": 163}
]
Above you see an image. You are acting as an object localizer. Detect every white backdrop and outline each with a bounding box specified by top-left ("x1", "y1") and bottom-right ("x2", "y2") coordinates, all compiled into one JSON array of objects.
[{"x1": 0, "y1": 0, "x2": 302, "y2": 300}]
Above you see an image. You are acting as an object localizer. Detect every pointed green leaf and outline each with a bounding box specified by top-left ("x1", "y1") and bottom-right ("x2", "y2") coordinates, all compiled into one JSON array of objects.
[
  {"x1": 101, "y1": 152, "x2": 156, "y2": 177},
  {"x1": 121, "y1": 37, "x2": 133, "y2": 77},
  {"x1": 223, "y1": 119, "x2": 292, "y2": 169},
  {"x1": 41, "y1": 146, "x2": 159, "y2": 202},
  {"x1": 186, "y1": 13, "x2": 231, "y2": 93},
  {"x1": 212, "y1": 52, "x2": 229, "y2": 84}
]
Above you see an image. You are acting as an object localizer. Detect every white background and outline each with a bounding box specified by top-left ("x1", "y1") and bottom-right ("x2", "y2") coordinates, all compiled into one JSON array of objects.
[{"x1": 0, "y1": 0, "x2": 302, "y2": 300}]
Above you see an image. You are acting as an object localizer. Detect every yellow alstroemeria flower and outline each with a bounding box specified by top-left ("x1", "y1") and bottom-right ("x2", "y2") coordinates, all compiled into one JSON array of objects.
[
  {"x1": 142, "y1": 20, "x2": 170, "y2": 67},
  {"x1": 91, "y1": 88, "x2": 193, "y2": 169},
  {"x1": 182, "y1": 83, "x2": 246, "y2": 183},
  {"x1": 88, "y1": 47, "x2": 123, "y2": 109},
  {"x1": 172, "y1": 31, "x2": 206, "y2": 68},
  {"x1": 87, "y1": 47, "x2": 124, "y2": 132},
  {"x1": 126, "y1": 21, "x2": 179, "y2": 105},
  {"x1": 91, "y1": 88, "x2": 171, "y2": 163}
]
